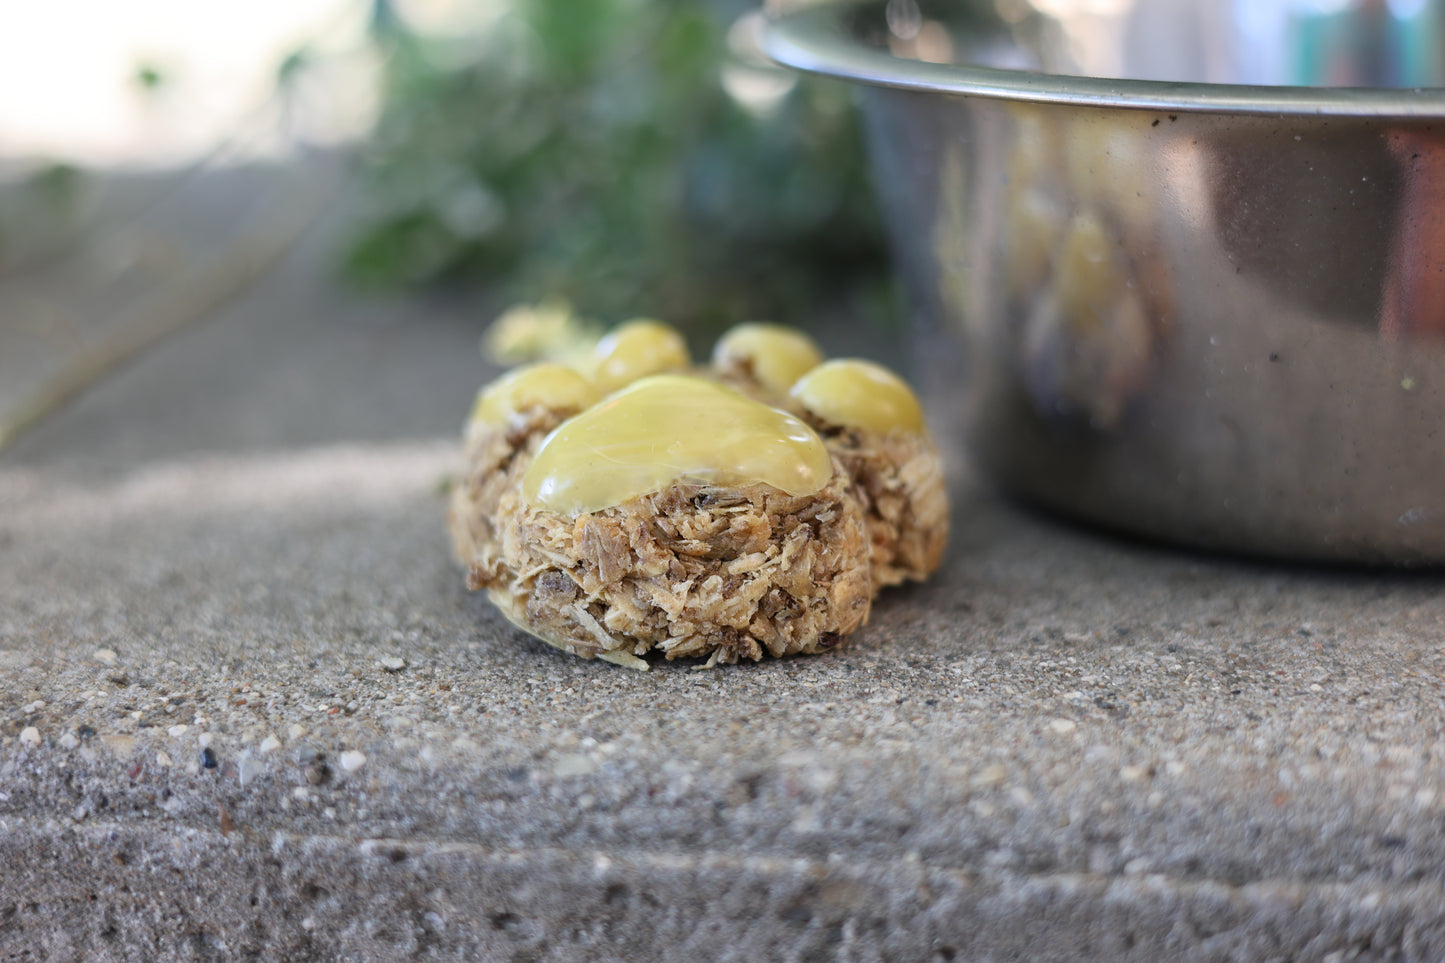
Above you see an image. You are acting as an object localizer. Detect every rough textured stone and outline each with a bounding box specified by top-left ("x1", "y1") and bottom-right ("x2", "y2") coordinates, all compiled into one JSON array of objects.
[{"x1": 3, "y1": 190, "x2": 1445, "y2": 960}]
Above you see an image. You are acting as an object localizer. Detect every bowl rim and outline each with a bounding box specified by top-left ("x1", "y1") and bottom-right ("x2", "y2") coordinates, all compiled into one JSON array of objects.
[{"x1": 763, "y1": 1, "x2": 1445, "y2": 117}]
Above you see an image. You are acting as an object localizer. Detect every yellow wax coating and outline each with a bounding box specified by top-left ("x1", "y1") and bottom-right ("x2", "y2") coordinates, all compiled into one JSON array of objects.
[
  {"x1": 712, "y1": 323, "x2": 825, "y2": 395},
  {"x1": 523, "y1": 374, "x2": 834, "y2": 515},
  {"x1": 483, "y1": 299, "x2": 597, "y2": 366},
  {"x1": 471, "y1": 363, "x2": 601, "y2": 425},
  {"x1": 591, "y1": 319, "x2": 691, "y2": 392},
  {"x1": 789, "y1": 359, "x2": 925, "y2": 434}
]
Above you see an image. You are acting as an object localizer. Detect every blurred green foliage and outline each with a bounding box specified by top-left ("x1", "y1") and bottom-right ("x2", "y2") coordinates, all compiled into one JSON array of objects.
[
  {"x1": 344, "y1": 0, "x2": 890, "y2": 333},
  {"x1": 134, "y1": 63, "x2": 167, "y2": 91}
]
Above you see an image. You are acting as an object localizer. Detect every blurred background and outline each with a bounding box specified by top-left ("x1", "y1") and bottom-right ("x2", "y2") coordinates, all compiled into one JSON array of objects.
[{"x1": 0, "y1": 0, "x2": 894, "y2": 457}]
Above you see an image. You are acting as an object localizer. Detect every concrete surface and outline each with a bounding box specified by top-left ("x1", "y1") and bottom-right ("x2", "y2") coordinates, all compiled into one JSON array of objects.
[{"x1": 4, "y1": 181, "x2": 1445, "y2": 961}]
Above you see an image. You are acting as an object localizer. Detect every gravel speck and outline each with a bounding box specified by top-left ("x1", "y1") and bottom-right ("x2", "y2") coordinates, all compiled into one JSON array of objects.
[
  {"x1": 972, "y1": 764, "x2": 1009, "y2": 788},
  {"x1": 93, "y1": 648, "x2": 118, "y2": 665},
  {"x1": 554, "y1": 754, "x2": 597, "y2": 778},
  {"x1": 19, "y1": 726, "x2": 40, "y2": 747},
  {"x1": 239, "y1": 757, "x2": 265, "y2": 786},
  {"x1": 260, "y1": 734, "x2": 282, "y2": 753},
  {"x1": 379, "y1": 656, "x2": 406, "y2": 672},
  {"x1": 339, "y1": 750, "x2": 367, "y2": 772}
]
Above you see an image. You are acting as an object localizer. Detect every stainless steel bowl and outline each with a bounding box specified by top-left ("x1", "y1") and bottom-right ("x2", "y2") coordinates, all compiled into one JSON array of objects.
[{"x1": 765, "y1": 0, "x2": 1445, "y2": 565}]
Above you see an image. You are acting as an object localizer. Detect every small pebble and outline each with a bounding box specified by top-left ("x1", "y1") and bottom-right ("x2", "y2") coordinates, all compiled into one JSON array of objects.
[
  {"x1": 1048, "y1": 718, "x2": 1078, "y2": 735},
  {"x1": 58, "y1": 732, "x2": 79, "y2": 750},
  {"x1": 201, "y1": 747, "x2": 218, "y2": 769},
  {"x1": 198, "y1": 733, "x2": 213, "y2": 749},
  {"x1": 260, "y1": 734, "x2": 282, "y2": 754},
  {"x1": 238, "y1": 757, "x2": 265, "y2": 786},
  {"x1": 339, "y1": 750, "x2": 367, "y2": 772},
  {"x1": 19, "y1": 726, "x2": 40, "y2": 747},
  {"x1": 379, "y1": 656, "x2": 406, "y2": 672},
  {"x1": 93, "y1": 648, "x2": 118, "y2": 665},
  {"x1": 103, "y1": 734, "x2": 137, "y2": 757},
  {"x1": 168, "y1": 725, "x2": 190, "y2": 738},
  {"x1": 156, "y1": 751, "x2": 173, "y2": 768},
  {"x1": 553, "y1": 754, "x2": 597, "y2": 778},
  {"x1": 973, "y1": 763, "x2": 1010, "y2": 788}
]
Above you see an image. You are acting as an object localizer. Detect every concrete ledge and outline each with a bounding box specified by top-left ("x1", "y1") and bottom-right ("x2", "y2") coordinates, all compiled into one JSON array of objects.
[
  {"x1": 4, "y1": 203, "x2": 1445, "y2": 958},
  {"x1": 7, "y1": 820, "x2": 1445, "y2": 961},
  {"x1": 4, "y1": 442, "x2": 1445, "y2": 960}
]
